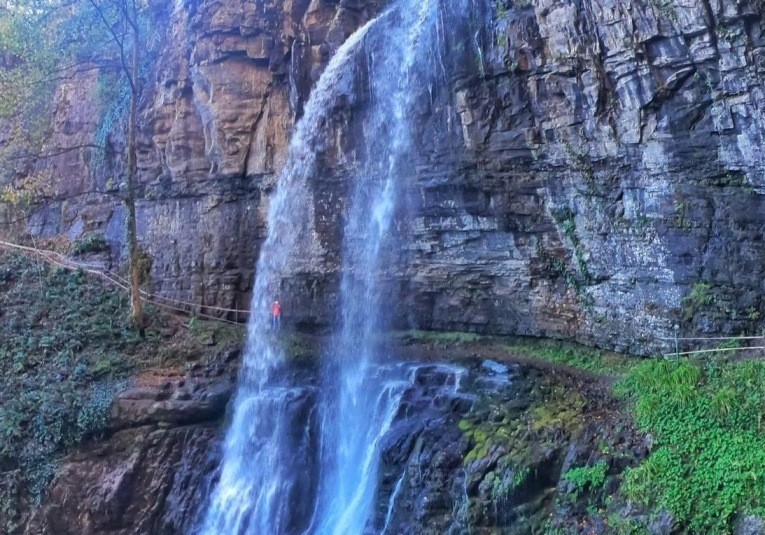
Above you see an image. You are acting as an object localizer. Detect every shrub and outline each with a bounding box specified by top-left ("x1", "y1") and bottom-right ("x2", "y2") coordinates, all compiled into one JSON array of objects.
[
  {"x1": 681, "y1": 282, "x2": 714, "y2": 320},
  {"x1": 563, "y1": 460, "x2": 608, "y2": 499},
  {"x1": 0, "y1": 254, "x2": 147, "y2": 506},
  {"x1": 71, "y1": 233, "x2": 110, "y2": 256},
  {"x1": 617, "y1": 358, "x2": 765, "y2": 533}
]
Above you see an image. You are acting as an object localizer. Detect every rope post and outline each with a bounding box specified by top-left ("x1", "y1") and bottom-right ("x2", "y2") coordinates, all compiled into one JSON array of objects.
[{"x1": 674, "y1": 324, "x2": 680, "y2": 360}]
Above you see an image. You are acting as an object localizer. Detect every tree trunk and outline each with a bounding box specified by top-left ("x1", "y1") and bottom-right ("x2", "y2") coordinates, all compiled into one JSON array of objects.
[{"x1": 126, "y1": 18, "x2": 142, "y2": 332}]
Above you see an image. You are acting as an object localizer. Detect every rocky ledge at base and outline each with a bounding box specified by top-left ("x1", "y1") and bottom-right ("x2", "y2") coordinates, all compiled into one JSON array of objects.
[
  {"x1": 23, "y1": 369, "x2": 236, "y2": 535},
  {"x1": 17, "y1": 334, "x2": 680, "y2": 535},
  {"x1": 376, "y1": 360, "x2": 651, "y2": 535}
]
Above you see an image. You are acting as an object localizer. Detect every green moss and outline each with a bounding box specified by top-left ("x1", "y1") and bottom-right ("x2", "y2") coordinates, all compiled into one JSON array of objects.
[
  {"x1": 512, "y1": 465, "x2": 531, "y2": 488},
  {"x1": 461, "y1": 377, "x2": 587, "y2": 471},
  {"x1": 394, "y1": 330, "x2": 484, "y2": 344},
  {"x1": 531, "y1": 387, "x2": 586, "y2": 435}
]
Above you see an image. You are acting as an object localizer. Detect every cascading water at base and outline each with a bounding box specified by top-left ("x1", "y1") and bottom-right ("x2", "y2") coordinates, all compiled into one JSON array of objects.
[{"x1": 198, "y1": 19, "x2": 377, "y2": 535}]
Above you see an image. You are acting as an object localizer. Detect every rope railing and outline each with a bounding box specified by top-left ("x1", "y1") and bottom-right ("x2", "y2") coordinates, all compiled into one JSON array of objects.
[
  {"x1": 657, "y1": 335, "x2": 765, "y2": 341},
  {"x1": 0, "y1": 239, "x2": 251, "y2": 325},
  {"x1": 661, "y1": 330, "x2": 765, "y2": 359},
  {"x1": 669, "y1": 346, "x2": 765, "y2": 357}
]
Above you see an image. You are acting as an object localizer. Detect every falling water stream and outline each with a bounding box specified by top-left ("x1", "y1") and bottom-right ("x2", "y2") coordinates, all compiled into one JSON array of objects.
[
  {"x1": 199, "y1": 21, "x2": 376, "y2": 535},
  {"x1": 309, "y1": 1, "x2": 451, "y2": 533},
  {"x1": 201, "y1": 0, "x2": 481, "y2": 533}
]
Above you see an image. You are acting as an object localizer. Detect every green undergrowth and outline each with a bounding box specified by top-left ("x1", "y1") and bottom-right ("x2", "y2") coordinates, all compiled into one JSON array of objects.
[
  {"x1": 0, "y1": 253, "x2": 236, "y2": 530},
  {"x1": 505, "y1": 339, "x2": 639, "y2": 377},
  {"x1": 616, "y1": 357, "x2": 765, "y2": 533},
  {"x1": 562, "y1": 460, "x2": 608, "y2": 500},
  {"x1": 0, "y1": 254, "x2": 157, "y2": 522},
  {"x1": 393, "y1": 329, "x2": 484, "y2": 344}
]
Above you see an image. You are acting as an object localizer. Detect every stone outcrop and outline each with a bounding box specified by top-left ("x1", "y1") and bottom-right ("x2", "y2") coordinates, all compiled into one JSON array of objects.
[
  {"x1": 109, "y1": 377, "x2": 233, "y2": 430},
  {"x1": 24, "y1": 371, "x2": 235, "y2": 535},
  {"x1": 26, "y1": 0, "x2": 765, "y2": 355},
  {"x1": 374, "y1": 361, "x2": 648, "y2": 535}
]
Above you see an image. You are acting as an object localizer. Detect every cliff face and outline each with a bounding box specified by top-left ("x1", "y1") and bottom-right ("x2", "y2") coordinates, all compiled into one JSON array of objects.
[
  {"x1": 31, "y1": 0, "x2": 384, "y2": 318},
  {"x1": 29, "y1": 0, "x2": 765, "y2": 353},
  {"x1": 415, "y1": 0, "x2": 765, "y2": 354}
]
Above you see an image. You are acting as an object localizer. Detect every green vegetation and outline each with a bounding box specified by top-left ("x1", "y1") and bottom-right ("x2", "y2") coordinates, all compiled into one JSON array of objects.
[
  {"x1": 0, "y1": 254, "x2": 151, "y2": 514},
  {"x1": 458, "y1": 371, "x2": 597, "y2": 533},
  {"x1": 394, "y1": 330, "x2": 638, "y2": 377},
  {"x1": 459, "y1": 380, "x2": 586, "y2": 468},
  {"x1": 71, "y1": 233, "x2": 110, "y2": 256},
  {"x1": 616, "y1": 358, "x2": 765, "y2": 533},
  {"x1": 505, "y1": 339, "x2": 639, "y2": 377},
  {"x1": 0, "y1": 253, "x2": 239, "y2": 530},
  {"x1": 563, "y1": 460, "x2": 608, "y2": 500},
  {"x1": 551, "y1": 207, "x2": 594, "y2": 305},
  {"x1": 394, "y1": 329, "x2": 484, "y2": 345},
  {"x1": 682, "y1": 282, "x2": 714, "y2": 320},
  {"x1": 401, "y1": 327, "x2": 765, "y2": 533}
]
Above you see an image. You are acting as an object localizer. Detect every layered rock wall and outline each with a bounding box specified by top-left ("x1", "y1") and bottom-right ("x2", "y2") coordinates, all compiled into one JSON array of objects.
[
  {"x1": 406, "y1": 0, "x2": 765, "y2": 353},
  {"x1": 27, "y1": 0, "x2": 765, "y2": 354}
]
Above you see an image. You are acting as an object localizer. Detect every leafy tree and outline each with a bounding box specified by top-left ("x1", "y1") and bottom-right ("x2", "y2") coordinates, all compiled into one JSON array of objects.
[{"x1": 0, "y1": 0, "x2": 159, "y2": 330}]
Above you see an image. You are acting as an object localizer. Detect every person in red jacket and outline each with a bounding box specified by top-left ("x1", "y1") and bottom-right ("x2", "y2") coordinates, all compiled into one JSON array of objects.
[{"x1": 271, "y1": 300, "x2": 282, "y2": 331}]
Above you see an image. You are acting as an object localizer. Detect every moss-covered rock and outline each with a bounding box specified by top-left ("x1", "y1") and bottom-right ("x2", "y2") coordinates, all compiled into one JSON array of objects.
[{"x1": 379, "y1": 361, "x2": 649, "y2": 535}]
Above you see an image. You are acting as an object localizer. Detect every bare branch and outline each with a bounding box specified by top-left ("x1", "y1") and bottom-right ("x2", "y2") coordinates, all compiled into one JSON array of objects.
[
  {"x1": 86, "y1": 0, "x2": 135, "y2": 93},
  {"x1": 2, "y1": 144, "x2": 113, "y2": 161}
]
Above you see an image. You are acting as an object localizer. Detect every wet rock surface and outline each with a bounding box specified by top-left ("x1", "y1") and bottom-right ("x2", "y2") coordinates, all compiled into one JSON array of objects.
[
  {"x1": 21, "y1": 368, "x2": 236, "y2": 535},
  {"x1": 21, "y1": 351, "x2": 648, "y2": 535},
  {"x1": 377, "y1": 361, "x2": 649, "y2": 535}
]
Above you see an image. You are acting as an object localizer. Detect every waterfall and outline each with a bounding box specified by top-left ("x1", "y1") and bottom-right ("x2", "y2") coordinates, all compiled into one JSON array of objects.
[
  {"x1": 200, "y1": 0, "x2": 480, "y2": 532},
  {"x1": 310, "y1": 0, "x2": 450, "y2": 533},
  {"x1": 199, "y1": 21, "x2": 376, "y2": 535}
]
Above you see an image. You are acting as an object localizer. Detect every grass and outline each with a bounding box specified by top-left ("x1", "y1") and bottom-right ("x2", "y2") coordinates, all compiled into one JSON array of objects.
[
  {"x1": 393, "y1": 329, "x2": 484, "y2": 344},
  {"x1": 394, "y1": 330, "x2": 638, "y2": 377},
  {"x1": 504, "y1": 339, "x2": 640, "y2": 377}
]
